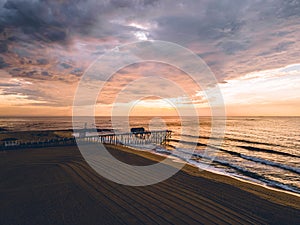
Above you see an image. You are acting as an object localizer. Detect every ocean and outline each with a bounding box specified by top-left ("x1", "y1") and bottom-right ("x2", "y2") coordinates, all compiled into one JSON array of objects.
[{"x1": 0, "y1": 116, "x2": 299, "y2": 194}]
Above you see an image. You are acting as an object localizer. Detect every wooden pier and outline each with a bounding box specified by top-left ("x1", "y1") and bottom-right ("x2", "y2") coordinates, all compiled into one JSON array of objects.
[
  {"x1": 78, "y1": 130, "x2": 172, "y2": 146},
  {"x1": 0, "y1": 130, "x2": 172, "y2": 151}
]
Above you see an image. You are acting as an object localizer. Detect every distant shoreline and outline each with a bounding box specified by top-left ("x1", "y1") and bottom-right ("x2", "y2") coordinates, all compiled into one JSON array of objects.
[{"x1": 1, "y1": 115, "x2": 300, "y2": 118}]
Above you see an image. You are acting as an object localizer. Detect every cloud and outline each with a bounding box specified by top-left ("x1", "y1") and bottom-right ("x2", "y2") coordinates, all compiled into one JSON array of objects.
[
  {"x1": 1, "y1": 0, "x2": 91, "y2": 43},
  {"x1": 0, "y1": 73, "x2": 78, "y2": 107},
  {"x1": 0, "y1": 0, "x2": 160, "y2": 44},
  {"x1": 218, "y1": 64, "x2": 300, "y2": 106},
  {"x1": 0, "y1": 41, "x2": 8, "y2": 53},
  {"x1": 36, "y1": 58, "x2": 48, "y2": 65},
  {"x1": 0, "y1": 56, "x2": 9, "y2": 68},
  {"x1": 0, "y1": 0, "x2": 300, "y2": 114},
  {"x1": 1, "y1": 0, "x2": 299, "y2": 80},
  {"x1": 0, "y1": 82, "x2": 19, "y2": 87},
  {"x1": 94, "y1": 62, "x2": 207, "y2": 107}
]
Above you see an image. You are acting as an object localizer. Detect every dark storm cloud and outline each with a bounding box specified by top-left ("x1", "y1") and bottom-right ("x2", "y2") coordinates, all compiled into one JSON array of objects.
[
  {"x1": 154, "y1": 1, "x2": 246, "y2": 40},
  {"x1": 0, "y1": 41, "x2": 8, "y2": 53},
  {"x1": 41, "y1": 71, "x2": 49, "y2": 76},
  {"x1": 36, "y1": 58, "x2": 48, "y2": 65},
  {"x1": 1, "y1": 0, "x2": 92, "y2": 42},
  {"x1": 11, "y1": 47, "x2": 30, "y2": 57},
  {"x1": 0, "y1": 82, "x2": 19, "y2": 87},
  {"x1": 1, "y1": 0, "x2": 299, "y2": 49},
  {"x1": 273, "y1": 41, "x2": 295, "y2": 52},
  {"x1": 8, "y1": 68, "x2": 54, "y2": 81},
  {"x1": 148, "y1": 0, "x2": 300, "y2": 58},
  {"x1": 70, "y1": 68, "x2": 83, "y2": 76},
  {"x1": 0, "y1": 0, "x2": 159, "y2": 43},
  {"x1": 0, "y1": 56, "x2": 9, "y2": 68},
  {"x1": 0, "y1": 0, "x2": 91, "y2": 43},
  {"x1": 60, "y1": 63, "x2": 72, "y2": 69},
  {"x1": 1, "y1": 0, "x2": 297, "y2": 56},
  {"x1": 256, "y1": 40, "x2": 296, "y2": 57},
  {"x1": 277, "y1": 0, "x2": 300, "y2": 18},
  {"x1": 216, "y1": 40, "x2": 250, "y2": 55}
]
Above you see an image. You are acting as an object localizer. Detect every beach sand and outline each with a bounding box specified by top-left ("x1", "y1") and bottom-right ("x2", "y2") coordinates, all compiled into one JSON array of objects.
[{"x1": 0, "y1": 145, "x2": 299, "y2": 225}]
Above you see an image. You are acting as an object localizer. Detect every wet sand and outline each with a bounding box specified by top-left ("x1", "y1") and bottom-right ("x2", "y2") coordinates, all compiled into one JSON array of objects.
[{"x1": 0, "y1": 145, "x2": 299, "y2": 225}]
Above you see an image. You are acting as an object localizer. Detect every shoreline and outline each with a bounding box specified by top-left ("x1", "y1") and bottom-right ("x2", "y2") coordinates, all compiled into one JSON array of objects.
[
  {"x1": 106, "y1": 144, "x2": 300, "y2": 209},
  {"x1": 0, "y1": 144, "x2": 299, "y2": 224},
  {"x1": 2, "y1": 140, "x2": 300, "y2": 198},
  {"x1": 1, "y1": 127, "x2": 299, "y2": 197},
  {"x1": 108, "y1": 143, "x2": 300, "y2": 198}
]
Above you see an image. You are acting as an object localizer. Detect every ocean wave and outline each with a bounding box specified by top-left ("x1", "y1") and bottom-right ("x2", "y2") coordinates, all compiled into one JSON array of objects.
[
  {"x1": 168, "y1": 139, "x2": 299, "y2": 159},
  {"x1": 163, "y1": 142, "x2": 300, "y2": 176},
  {"x1": 205, "y1": 146, "x2": 300, "y2": 175},
  {"x1": 238, "y1": 145, "x2": 300, "y2": 158},
  {"x1": 167, "y1": 139, "x2": 206, "y2": 146},
  {"x1": 176, "y1": 134, "x2": 282, "y2": 147},
  {"x1": 192, "y1": 154, "x2": 300, "y2": 194},
  {"x1": 241, "y1": 155, "x2": 300, "y2": 174},
  {"x1": 158, "y1": 147, "x2": 300, "y2": 194}
]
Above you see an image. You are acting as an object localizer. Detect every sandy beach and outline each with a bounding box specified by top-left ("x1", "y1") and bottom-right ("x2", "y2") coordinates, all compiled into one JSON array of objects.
[{"x1": 0, "y1": 145, "x2": 299, "y2": 225}]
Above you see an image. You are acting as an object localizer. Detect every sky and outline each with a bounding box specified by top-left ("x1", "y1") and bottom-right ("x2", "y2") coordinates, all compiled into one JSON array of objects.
[{"x1": 0, "y1": 0, "x2": 299, "y2": 116}]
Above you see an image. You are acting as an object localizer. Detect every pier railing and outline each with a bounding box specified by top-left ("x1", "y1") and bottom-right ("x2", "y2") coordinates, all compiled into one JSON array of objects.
[{"x1": 0, "y1": 138, "x2": 77, "y2": 151}]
